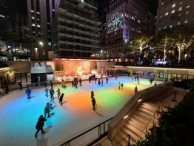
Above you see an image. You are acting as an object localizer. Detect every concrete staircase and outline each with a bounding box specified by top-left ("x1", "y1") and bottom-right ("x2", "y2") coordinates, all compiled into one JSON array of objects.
[{"x1": 112, "y1": 103, "x2": 159, "y2": 146}]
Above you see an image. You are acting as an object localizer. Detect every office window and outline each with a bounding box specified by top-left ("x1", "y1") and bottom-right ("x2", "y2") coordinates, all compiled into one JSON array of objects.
[
  {"x1": 184, "y1": 19, "x2": 188, "y2": 23},
  {"x1": 178, "y1": 7, "x2": 182, "y2": 11},
  {"x1": 165, "y1": 12, "x2": 168, "y2": 16},
  {"x1": 177, "y1": 21, "x2": 180, "y2": 25},
  {"x1": 171, "y1": 10, "x2": 175, "y2": 14},
  {"x1": 172, "y1": 4, "x2": 176, "y2": 8}
]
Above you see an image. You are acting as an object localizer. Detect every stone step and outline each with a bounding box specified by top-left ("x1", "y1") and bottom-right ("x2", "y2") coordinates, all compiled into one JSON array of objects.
[
  {"x1": 140, "y1": 103, "x2": 156, "y2": 112},
  {"x1": 134, "y1": 110, "x2": 152, "y2": 120},
  {"x1": 122, "y1": 125, "x2": 139, "y2": 145}
]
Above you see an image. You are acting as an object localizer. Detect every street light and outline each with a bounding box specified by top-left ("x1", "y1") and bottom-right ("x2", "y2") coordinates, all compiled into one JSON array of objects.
[{"x1": 39, "y1": 42, "x2": 43, "y2": 46}]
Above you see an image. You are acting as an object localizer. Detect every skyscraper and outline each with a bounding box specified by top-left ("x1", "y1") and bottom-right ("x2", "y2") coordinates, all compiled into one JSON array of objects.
[
  {"x1": 156, "y1": 0, "x2": 194, "y2": 36},
  {"x1": 52, "y1": 0, "x2": 102, "y2": 59}
]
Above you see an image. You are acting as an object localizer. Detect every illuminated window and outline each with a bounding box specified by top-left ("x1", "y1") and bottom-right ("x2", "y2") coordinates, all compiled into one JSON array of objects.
[
  {"x1": 186, "y1": 11, "x2": 189, "y2": 14},
  {"x1": 165, "y1": 12, "x2": 168, "y2": 16},
  {"x1": 32, "y1": 16, "x2": 34, "y2": 19},
  {"x1": 184, "y1": 19, "x2": 188, "y2": 23},
  {"x1": 37, "y1": 12, "x2": 40, "y2": 14},
  {"x1": 177, "y1": 21, "x2": 180, "y2": 25},
  {"x1": 170, "y1": 24, "x2": 173, "y2": 28},
  {"x1": 164, "y1": 25, "x2": 167, "y2": 29},
  {"x1": 159, "y1": 27, "x2": 161, "y2": 30},
  {"x1": 178, "y1": 7, "x2": 182, "y2": 11},
  {"x1": 171, "y1": 10, "x2": 175, "y2": 14},
  {"x1": 32, "y1": 24, "x2": 35, "y2": 26},
  {"x1": 37, "y1": 25, "x2": 40, "y2": 27},
  {"x1": 31, "y1": 10, "x2": 34, "y2": 13},
  {"x1": 172, "y1": 4, "x2": 176, "y2": 8},
  {"x1": 48, "y1": 42, "x2": 51, "y2": 46},
  {"x1": 186, "y1": 5, "x2": 190, "y2": 8}
]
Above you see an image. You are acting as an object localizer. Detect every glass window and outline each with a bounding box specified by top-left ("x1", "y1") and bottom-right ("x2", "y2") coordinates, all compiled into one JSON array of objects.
[
  {"x1": 48, "y1": 42, "x2": 51, "y2": 46},
  {"x1": 186, "y1": 11, "x2": 189, "y2": 14},
  {"x1": 165, "y1": 12, "x2": 168, "y2": 16},
  {"x1": 184, "y1": 19, "x2": 188, "y2": 23},
  {"x1": 186, "y1": 5, "x2": 190, "y2": 8},
  {"x1": 178, "y1": 7, "x2": 182, "y2": 11},
  {"x1": 171, "y1": 10, "x2": 175, "y2": 14},
  {"x1": 170, "y1": 24, "x2": 173, "y2": 28},
  {"x1": 177, "y1": 21, "x2": 180, "y2": 25},
  {"x1": 172, "y1": 4, "x2": 176, "y2": 8}
]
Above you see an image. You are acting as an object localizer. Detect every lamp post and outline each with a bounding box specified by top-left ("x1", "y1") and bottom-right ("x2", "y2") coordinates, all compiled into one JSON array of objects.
[{"x1": 39, "y1": 42, "x2": 44, "y2": 60}]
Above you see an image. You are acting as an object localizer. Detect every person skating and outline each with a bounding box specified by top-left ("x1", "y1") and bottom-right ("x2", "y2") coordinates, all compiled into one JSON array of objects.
[
  {"x1": 44, "y1": 103, "x2": 50, "y2": 119},
  {"x1": 134, "y1": 86, "x2": 138, "y2": 94},
  {"x1": 50, "y1": 87, "x2": 55, "y2": 100},
  {"x1": 56, "y1": 88, "x2": 61, "y2": 99},
  {"x1": 19, "y1": 82, "x2": 22, "y2": 90},
  {"x1": 62, "y1": 81, "x2": 66, "y2": 88},
  {"x1": 98, "y1": 79, "x2": 100, "y2": 85},
  {"x1": 44, "y1": 87, "x2": 49, "y2": 97},
  {"x1": 101, "y1": 80, "x2": 103, "y2": 86},
  {"x1": 115, "y1": 75, "x2": 117, "y2": 80},
  {"x1": 95, "y1": 77, "x2": 97, "y2": 84},
  {"x1": 91, "y1": 90, "x2": 94, "y2": 98},
  {"x1": 35, "y1": 115, "x2": 45, "y2": 138},
  {"x1": 79, "y1": 78, "x2": 82, "y2": 86},
  {"x1": 118, "y1": 82, "x2": 121, "y2": 90},
  {"x1": 61, "y1": 80, "x2": 64, "y2": 88},
  {"x1": 132, "y1": 76, "x2": 134, "y2": 82},
  {"x1": 137, "y1": 78, "x2": 140, "y2": 85},
  {"x1": 154, "y1": 82, "x2": 157, "y2": 86},
  {"x1": 25, "y1": 86, "x2": 31, "y2": 99},
  {"x1": 121, "y1": 83, "x2": 123, "y2": 90},
  {"x1": 50, "y1": 80, "x2": 53, "y2": 88},
  {"x1": 75, "y1": 80, "x2": 78, "y2": 88},
  {"x1": 91, "y1": 97, "x2": 97, "y2": 111},
  {"x1": 59, "y1": 93, "x2": 64, "y2": 105},
  {"x1": 106, "y1": 77, "x2": 108, "y2": 84},
  {"x1": 5, "y1": 85, "x2": 9, "y2": 94}
]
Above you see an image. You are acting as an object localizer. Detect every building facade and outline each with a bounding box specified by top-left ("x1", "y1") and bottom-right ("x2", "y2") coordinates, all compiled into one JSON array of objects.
[
  {"x1": 105, "y1": 0, "x2": 155, "y2": 61},
  {"x1": 27, "y1": 0, "x2": 57, "y2": 61},
  {"x1": 156, "y1": 0, "x2": 194, "y2": 36},
  {"x1": 52, "y1": 0, "x2": 102, "y2": 59}
]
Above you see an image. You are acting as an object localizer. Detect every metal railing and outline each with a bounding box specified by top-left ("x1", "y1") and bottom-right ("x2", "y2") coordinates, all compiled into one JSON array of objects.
[
  {"x1": 59, "y1": 117, "x2": 113, "y2": 146},
  {"x1": 136, "y1": 91, "x2": 177, "y2": 143}
]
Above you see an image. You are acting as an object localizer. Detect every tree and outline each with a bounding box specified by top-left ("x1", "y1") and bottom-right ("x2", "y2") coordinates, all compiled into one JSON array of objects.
[
  {"x1": 129, "y1": 33, "x2": 153, "y2": 54},
  {"x1": 169, "y1": 25, "x2": 194, "y2": 62}
]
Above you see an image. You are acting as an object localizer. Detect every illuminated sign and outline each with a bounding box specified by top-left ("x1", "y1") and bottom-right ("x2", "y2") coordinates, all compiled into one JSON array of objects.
[{"x1": 107, "y1": 12, "x2": 123, "y2": 32}]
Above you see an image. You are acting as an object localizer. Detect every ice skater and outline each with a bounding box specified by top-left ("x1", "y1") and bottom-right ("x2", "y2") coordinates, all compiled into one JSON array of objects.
[
  {"x1": 44, "y1": 87, "x2": 49, "y2": 97},
  {"x1": 134, "y1": 86, "x2": 138, "y2": 94},
  {"x1": 106, "y1": 77, "x2": 108, "y2": 84},
  {"x1": 79, "y1": 78, "x2": 82, "y2": 86},
  {"x1": 121, "y1": 83, "x2": 123, "y2": 90},
  {"x1": 95, "y1": 77, "x2": 97, "y2": 84},
  {"x1": 132, "y1": 76, "x2": 134, "y2": 82},
  {"x1": 118, "y1": 82, "x2": 121, "y2": 90},
  {"x1": 59, "y1": 93, "x2": 64, "y2": 105},
  {"x1": 115, "y1": 75, "x2": 117, "y2": 80},
  {"x1": 50, "y1": 87, "x2": 55, "y2": 100},
  {"x1": 61, "y1": 80, "x2": 64, "y2": 88},
  {"x1": 56, "y1": 88, "x2": 61, "y2": 99},
  {"x1": 62, "y1": 81, "x2": 66, "y2": 88},
  {"x1": 92, "y1": 97, "x2": 96, "y2": 111},
  {"x1": 91, "y1": 90, "x2": 94, "y2": 98},
  {"x1": 101, "y1": 80, "x2": 103, "y2": 86},
  {"x1": 98, "y1": 79, "x2": 100, "y2": 85},
  {"x1": 35, "y1": 115, "x2": 45, "y2": 138},
  {"x1": 154, "y1": 82, "x2": 157, "y2": 86},
  {"x1": 25, "y1": 86, "x2": 31, "y2": 99},
  {"x1": 137, "y1": 78, "x2": 140, "y2": 85},
  {"x1": 5, "y1": 85, "x2": 9, "y2": 94},
  {"x1": 44, "y1": 103, "x2": 50, "y2": 119}
]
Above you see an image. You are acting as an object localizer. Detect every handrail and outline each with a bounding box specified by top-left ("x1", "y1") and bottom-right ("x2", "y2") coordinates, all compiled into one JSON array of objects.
[
  {"x1": 59, "y1": 117, "x2": 113, "y2": 146},
  {"x1": 136, "y1": 91, "x2": 177, "y2": 143}
]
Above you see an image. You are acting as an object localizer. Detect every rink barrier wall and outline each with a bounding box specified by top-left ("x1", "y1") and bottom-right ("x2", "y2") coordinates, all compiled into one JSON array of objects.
[{"x1": 107, "y1": 81, "x2": 174, "y2": 141}]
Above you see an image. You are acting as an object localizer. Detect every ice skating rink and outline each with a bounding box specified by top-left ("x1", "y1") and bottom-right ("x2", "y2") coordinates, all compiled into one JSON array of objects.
[{"x1": 0, "y1": 77, "x2": 163, "y2": 146}]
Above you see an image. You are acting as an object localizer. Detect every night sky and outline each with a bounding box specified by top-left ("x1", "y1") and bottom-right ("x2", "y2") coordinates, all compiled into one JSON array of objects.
[{"x1": 96, "y1": 0, "x2": 158, "y2": 16}]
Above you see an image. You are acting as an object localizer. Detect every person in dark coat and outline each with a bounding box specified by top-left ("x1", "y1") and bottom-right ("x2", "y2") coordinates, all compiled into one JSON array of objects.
[
  {"x1": 79, "y1": 79, "x2": 82, "y2": 86},
  {"x1": 50, "y1": 87, "x2": 55, "y2": 100},
  {"x1": 91, "y1": 90, "x2": 94, "y2": 98},
  {"x1": 101, "y1": 80, "x2": 103, "y2": 86},
  {"x1": 50, "y1": 80, "x2": 53, "y2": 88},
  {"x1": 98, "y1": 79, "x2": 100, "y2": 85},
  {"x1": 59, "y1": 93, "x2": 64, "y2": 105},
  {"x1": 35, "y1": 115, "x2": 45, "y2": 138},
  {"x1": 25, "y1": 86, "x2": 31, "y2": 99},
  {"x1": 72, "y1": 81, "x2": 74, "y2": 87},
  {"x1": 5, "y1": 85, "x2": 9, "y2": 94},
  {"x1": 44, "y1": 103, "x2": 50, "y2": 119},
  {"x1": 95, "y1": 77, "x2": 97, "y2": 84},
  {"x1": 106, "y1": 77, "x2": 108, "y2": 84},
  {"x1": 19, "y1": 82, "x2": 22, "y2": 90},
  {"x1": 92, "y1": 97, "x2": 96, "y2": 111}
]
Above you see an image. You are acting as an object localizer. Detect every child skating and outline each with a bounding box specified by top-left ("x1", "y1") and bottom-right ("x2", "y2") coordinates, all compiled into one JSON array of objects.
[
  {"x1": 44, "y1": 87, "x2": 49, "y2": 97},
  {"x1": 25, "y1": 86, "x2": 31, "y2": 99}
]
